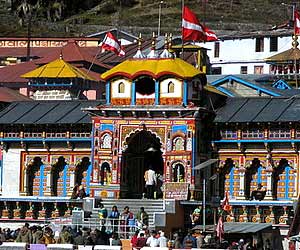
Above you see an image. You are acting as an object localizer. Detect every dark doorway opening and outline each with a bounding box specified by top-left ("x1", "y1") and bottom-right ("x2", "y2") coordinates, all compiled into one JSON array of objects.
[{"x1": 120, "y1": 129, "x2": 163, "y2": 198}]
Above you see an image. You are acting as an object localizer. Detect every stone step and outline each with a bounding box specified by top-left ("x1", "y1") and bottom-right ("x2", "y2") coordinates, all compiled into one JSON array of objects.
[{"x1": 88, "y1": 199, "x2": 165, "y2": 226}]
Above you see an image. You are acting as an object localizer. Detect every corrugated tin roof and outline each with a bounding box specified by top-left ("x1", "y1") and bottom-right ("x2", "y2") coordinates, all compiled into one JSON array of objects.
[
  {"x1": 215, "y1": 97, "x2": 300, "y2": 123},
  {"x1": 224, "y1": 222, "x2": 272, "y2": 234},
  {"x1": 0, "y1": 100, "x2": 102, "y2": 125}
]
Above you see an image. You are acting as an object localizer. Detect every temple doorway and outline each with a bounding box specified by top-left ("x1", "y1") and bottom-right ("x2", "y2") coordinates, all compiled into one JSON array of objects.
[{"x1": 120, "y1": 129, "x2": 163, "y2": 198}]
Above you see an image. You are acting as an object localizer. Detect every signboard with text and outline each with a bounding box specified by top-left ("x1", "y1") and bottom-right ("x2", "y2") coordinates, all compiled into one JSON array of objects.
[{"x1": 164, "y1": 182, "x2": 189, "y2": 200}]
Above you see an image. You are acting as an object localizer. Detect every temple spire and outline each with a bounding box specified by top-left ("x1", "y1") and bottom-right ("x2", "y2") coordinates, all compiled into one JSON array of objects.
[
  {"x1": 147, "y1": 32, "x2": 159, "y2": 58},
  {"x1": 133, "y1": 33, "x2": 145, "y2": 59},
  {"x1": 160, "y1": 33, "x2": 172, "y2": 58}
]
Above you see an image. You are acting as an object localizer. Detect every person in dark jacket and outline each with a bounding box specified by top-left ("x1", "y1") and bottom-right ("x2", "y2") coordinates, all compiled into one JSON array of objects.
[{"x1": 73, "y1": 230, "x2": 84, "y2": 246}]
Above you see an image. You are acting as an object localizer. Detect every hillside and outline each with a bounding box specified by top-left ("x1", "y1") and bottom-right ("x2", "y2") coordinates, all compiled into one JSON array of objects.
[{"x1": 0, "y1": 0, "x2": 297, "y2": 37}]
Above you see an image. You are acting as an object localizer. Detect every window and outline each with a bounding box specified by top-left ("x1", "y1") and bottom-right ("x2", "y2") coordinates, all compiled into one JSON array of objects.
[
  {"x1": 254, "y1": 66, "x2": 264, "y2": 74},
  {"x1": 269, "y1": 129, "x2": 291, "y2": 139},
  {"x1": 240, "y1": 66, "x2": 248, "y2": 74},
  {"x1": 270, "y1": 37, "x2": 278, "y2": 52},
  {"x1": 118, "y1": 82, "x2": 125, "y2": 93},
  {"x1": 173, "y1": 137, "x2": 185, "y2": 151},
  {"x1": 168, "y1": 81, "x2": 175, "y2": 93},
  {"x1": 211, "y1": 67, "x2": 222, "y2": 75},
  {"x1": 242, "y1": 130, "x2": 264, "y2": 139},
  {"x1": 220, "y1": 130, "x2": 237, "y2": 139},
  {"x1": 255, "y1": 37, "x2": 264, "y2": 52},
  {"x1": 214, "y1": 41, "x2": 220, "y2": 58},
  {"x1": 101, "y1": 134, "x2": 112, "y2": 148}
]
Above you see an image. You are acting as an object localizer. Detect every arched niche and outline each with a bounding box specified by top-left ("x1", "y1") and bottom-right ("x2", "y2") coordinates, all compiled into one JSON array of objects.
[
  {"x1": 171, "y1": 161, "x2": 185, "y2": 182},
  {"x1": 51, "y1": 156, "x2": 67, "y2": 196},
  {"x1": 218, "y1": 158, "x2": 234, "y2": 199},
  {"x1": 100, "y1": 162, "x2": 111, "y2": 185},
  {"x1": 272, "y1": 158, "x2": 294, "y2": 200},
  {"x1": 74, "y1": 157, "x2": 90, "y2": 186},
  {"x1": 244, "y1": 158, "x2": 263, "y2": 200},
  {"x1": 26, "y1": 157, "x2": 43, "y2": 196}
]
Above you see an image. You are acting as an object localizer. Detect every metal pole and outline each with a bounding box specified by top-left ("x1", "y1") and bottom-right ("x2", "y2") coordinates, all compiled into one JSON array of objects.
[
  {"x1": 181, "y1": 0, "x2": 184, "y2": 58},
  {"x1": 203, "y1": 178, "x2": 206, "y2": 232},
  {"x1": 158, "y1": 1, "x2": 163, "y2": 36}
]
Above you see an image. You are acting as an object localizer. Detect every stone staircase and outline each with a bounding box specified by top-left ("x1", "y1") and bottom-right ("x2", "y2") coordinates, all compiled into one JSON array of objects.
[{"x1": 86, "y1": 199, "x2": 165, "y2": 227}]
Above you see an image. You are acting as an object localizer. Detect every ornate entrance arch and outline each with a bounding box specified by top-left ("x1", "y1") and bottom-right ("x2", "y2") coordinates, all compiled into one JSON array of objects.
[{"x1": 120, "y1": 129, "x2": 163, "y2": 198}]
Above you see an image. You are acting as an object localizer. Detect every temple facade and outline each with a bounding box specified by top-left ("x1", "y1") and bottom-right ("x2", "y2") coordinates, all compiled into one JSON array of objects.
[
  {"x1": 213, "y1": 97, "x2": 299, "y2": 228},
  {"x1": 85, "y1": 35, "x2": 216, "y2": 200}
]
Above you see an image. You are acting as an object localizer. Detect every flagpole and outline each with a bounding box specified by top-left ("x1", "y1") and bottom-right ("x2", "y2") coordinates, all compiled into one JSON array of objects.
[
  {"x1": 181, "y1": 0, "x2": 184, "y2": 59},
  {"x1": 293, "y1": 5, "x2": 298, "y2": 89}
]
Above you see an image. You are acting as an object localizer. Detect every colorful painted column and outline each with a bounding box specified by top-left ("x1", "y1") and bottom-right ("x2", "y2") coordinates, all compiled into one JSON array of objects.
[
  {"x1": 155, "y1": 80, "x2": 160, "y2": 105},
  {"x1": 106, "y1": 81, "x2": 111, "y2": 105},
  {"x1": 183, "y1": 80, "x2": 188, "y2": 106},
  {"x1": 131, "y1": 81, "x2": 136, "y2": 105}
]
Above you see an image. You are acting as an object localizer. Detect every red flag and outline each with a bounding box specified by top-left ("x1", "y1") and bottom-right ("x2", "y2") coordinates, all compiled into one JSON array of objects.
[
  {"x1": 216, "y1": 216, "x2": 224, "y2": 241},
  {"x1": 295, "y1": 10, "x2": 300, "y2": 35},
  {"x1": 222, "y1": 191, "x2": 231, "y2": 212},
  {"x1": 182, "y1": 6, "x2": 217, "y2": 42},
  {"x1": 100, "y1": 32, "x2": 125, "y2": 56}
]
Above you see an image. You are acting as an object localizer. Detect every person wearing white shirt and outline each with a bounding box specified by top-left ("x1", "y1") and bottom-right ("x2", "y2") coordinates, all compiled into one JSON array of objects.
[
  {"x1": 144, "y1": 166, "x2": 157, "y2": 199},
  {"x1": 146, "y1": 230, "x2": 159, "y2": 247},
  {"x1": 158, "y1": 231, "x2": 168, "y2": 247}
]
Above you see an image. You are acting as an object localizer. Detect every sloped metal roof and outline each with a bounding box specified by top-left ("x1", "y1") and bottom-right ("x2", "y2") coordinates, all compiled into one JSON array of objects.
[
  {"x1": 0, "y1": 100, "x2": 102, "y2": 125},
  {"x1": 215, "y1": 97, "x2": 300, "y2": 123},
  {"x1": 224, "y1": 222, "x2": 272, "y2": 234}
]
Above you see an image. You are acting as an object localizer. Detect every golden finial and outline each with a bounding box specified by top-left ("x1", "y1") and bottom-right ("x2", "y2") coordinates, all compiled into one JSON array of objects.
[
  {"x1": 168, "y1": 33, "x2": 173, "y2": 50},
  {"x1": 164, "y1": 33, "x2": 168, "y2": 49},
  {"x1": 292, "y1": 35, "x2": 299, "y2": 49},
  {"x1": 152, "y1": 32, "x2": 156, "y2": 49},
  {"x1": 138, "y1": 33, "x2": 142, "y2": 50}
]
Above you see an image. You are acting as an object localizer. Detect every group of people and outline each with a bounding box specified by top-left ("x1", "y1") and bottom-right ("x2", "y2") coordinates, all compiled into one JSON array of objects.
[
  {"x1": 3, "y1": 223, "x2": 123, "y2": 246},
  {"x1": 130, "y1": 229, "x2": 168, "y2": 249},
  {"x1": 98, "y1": 204, "x2": 149, "y2": 235}
]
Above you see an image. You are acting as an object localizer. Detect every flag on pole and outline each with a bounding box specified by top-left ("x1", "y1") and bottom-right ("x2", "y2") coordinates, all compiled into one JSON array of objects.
[
  {"x1": 182, "y1": 6, "x2": 217, "y2": 42},
  {"x1": 216, "y1": 216, "x2": 224, "y2": 241},
  {"x1": 294, "y1": 10, "x2": 300, "y2": 35},
  {"x1": 100, "y1": 32, "x2": 125, "y2": 56}
]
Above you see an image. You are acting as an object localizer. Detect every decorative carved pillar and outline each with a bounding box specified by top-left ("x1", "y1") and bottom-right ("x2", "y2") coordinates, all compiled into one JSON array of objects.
[
  {"x1": 239, "y1": 206, "x2": 248, "y2": 222},
  {"x1": 65, "y1": 202, "x2": 71, "y2": 217},
  {"x1": 26, "y1": 202, "x2": 33, "y2": 219},
  {"x1": 13, "y1": 202, "x2": 20, "y2": 218},
  {"x1": 265, "y1": 206, "x2": 275, "y2": 224},
  {"x1": 238, "y1": 167, "x2": 245, "y2": 199},
  {"x1": 2, "y1": 201, "x2": 9, "y2": 219},
  {"x1": 279, "y1": 206, "x2": 288, "y2": 225},
  {"x1": 44, "y1": 172, "x2": 51, "y2": 196},
  {"x1": 265, "y1": 154, "x2": 273, "y2": 200},
  {"x1": 226, "y1": 210, "x2": 235, "y2": 222},
  {"x1": 252, "y1": 206, "x2": 261, "y2": 223},
  {"x1": 38, "y1": 202, "x2": 46, "y2": 219},
  {"x1": 52, "y1": 202, "x2": 60, "y2": 218}
]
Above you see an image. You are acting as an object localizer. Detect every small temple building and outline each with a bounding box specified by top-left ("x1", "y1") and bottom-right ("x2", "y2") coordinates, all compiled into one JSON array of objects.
[{"x1": 85, "y1": 34, "x2": 216, "y2": 200}]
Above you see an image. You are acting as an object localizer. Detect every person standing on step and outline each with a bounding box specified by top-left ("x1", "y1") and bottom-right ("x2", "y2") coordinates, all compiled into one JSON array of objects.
[{"x1": 144, "y1": 165, "x2": 157, "y2": 199}]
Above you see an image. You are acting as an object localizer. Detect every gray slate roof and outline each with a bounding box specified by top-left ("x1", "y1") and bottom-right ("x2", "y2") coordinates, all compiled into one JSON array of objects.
[
  {"x1": 0, "y1": 100, "x2": 102, "y2": 125},
  {"x1": 215, "y1": 97, "x2": 300, "y2": 123}
]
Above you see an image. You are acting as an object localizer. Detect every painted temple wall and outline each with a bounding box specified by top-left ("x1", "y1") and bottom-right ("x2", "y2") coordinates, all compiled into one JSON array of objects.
[
  {"x1": 111, "y1": 79, "x2": 131, "y2": 98},
  {"x1": 2, "y1": 148, "x2": 21, "y2": 197},
  {"x1": 1, "y1": 147, "x2": 92, "y2": 197},
  {"x1": 218, "y1": 153, "x2": 298, "y2": 201},
  {"x1": 92, "y1": 118, "x2": 197, "y2": 199},
  {"x1": 160, "y1": 78, "x2": 182, "y2": 98}
]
